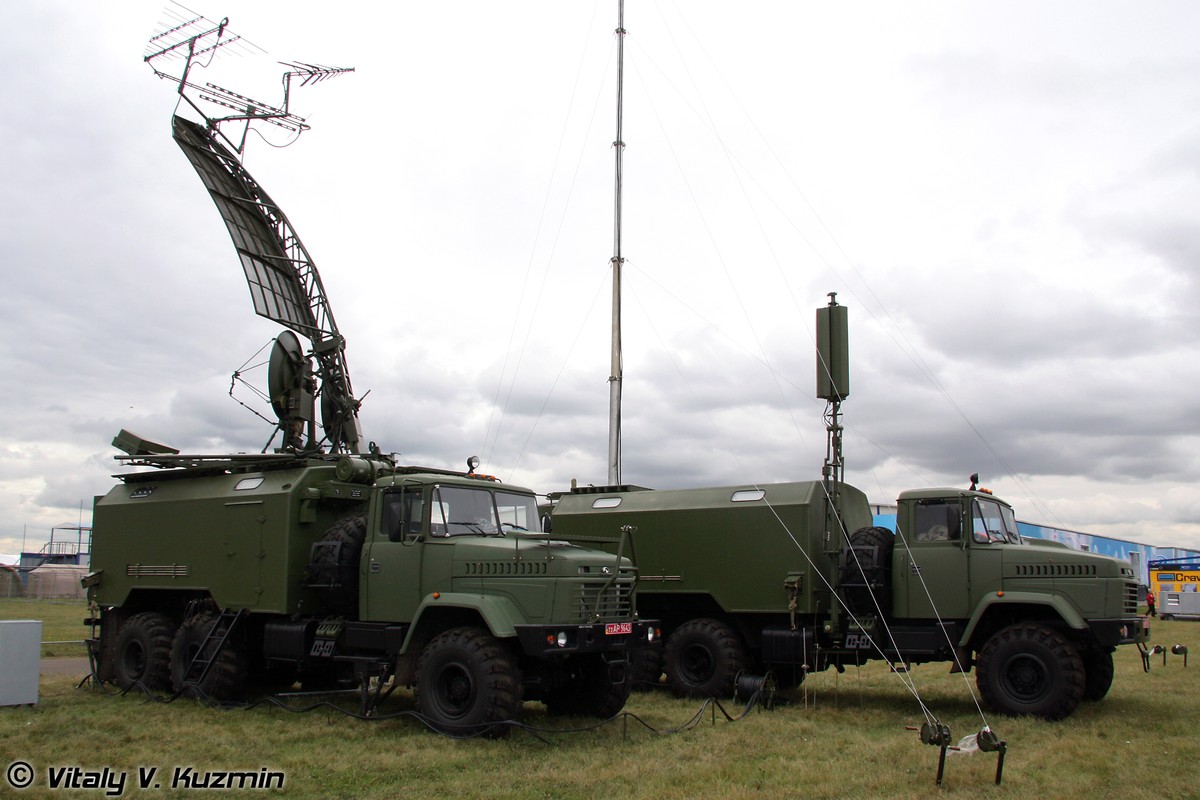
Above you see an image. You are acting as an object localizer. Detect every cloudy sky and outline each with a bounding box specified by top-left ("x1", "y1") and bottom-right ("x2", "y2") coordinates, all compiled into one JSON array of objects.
[{"x1": 3, "y1": 1, "x2": 1199, "y2": 561}]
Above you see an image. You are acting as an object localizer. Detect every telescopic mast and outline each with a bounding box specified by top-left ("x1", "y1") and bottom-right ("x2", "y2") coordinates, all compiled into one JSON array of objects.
[{"x1": 607, "y1": 0, "x2": 627, "y2": 486}]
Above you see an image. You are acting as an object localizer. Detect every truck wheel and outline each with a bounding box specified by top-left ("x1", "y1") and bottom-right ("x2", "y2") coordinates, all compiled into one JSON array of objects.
[
  {"x1": 631, "y1": 642, "x2": 664, "y2": 691},
  {"x1": 114, "y1": 612, "x2": 175, "y2": 691},
  {"x1": 169, "y1": 614, "x2": 248, "y2": 701},
  {"x1": 1080, "y1": 646, "x2": 1115, "y2": 701},
  {"x1": 310, "y1": 515, "x2": 367, "y2": 616},
  {"x1": 414, "y1": 627, "x2": 520, "y2": 737},
  {"x1": 544, "y1": 655, "x2": 632, "y2": 718},
  {"x1": 838, "y1": 526, "x2": 894, "y2": 617},
  {"x1": 976, "y1": 623, "x2": 1084, "y2": 720},
  {"x1": 663, "y1": 618, "x2": 749, "y2": 698}
]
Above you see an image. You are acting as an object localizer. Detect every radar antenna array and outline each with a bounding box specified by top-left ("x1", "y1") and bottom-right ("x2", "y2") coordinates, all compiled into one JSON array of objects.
[{"x1": 145, "y1": 9, "x2": 362, "y2": 455}]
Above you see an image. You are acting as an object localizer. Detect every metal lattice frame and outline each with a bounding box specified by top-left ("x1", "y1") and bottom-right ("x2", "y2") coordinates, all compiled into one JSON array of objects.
[{"x1": 172, "y1": 115, "x2": 363, "y2": 453}]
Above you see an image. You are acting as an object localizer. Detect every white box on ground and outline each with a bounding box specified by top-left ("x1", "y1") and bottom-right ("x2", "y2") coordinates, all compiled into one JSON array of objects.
[{"x1": 0, "y1": 619, "x2": 42, "y2": 705}]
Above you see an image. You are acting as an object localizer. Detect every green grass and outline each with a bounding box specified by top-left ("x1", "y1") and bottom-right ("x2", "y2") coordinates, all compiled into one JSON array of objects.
[
  {"x1": 0, "y1": 598, "x2": 90, "y2": 657},
  {"x1": 0, "y1": 605, "x2": 1195, "y2": 799}
]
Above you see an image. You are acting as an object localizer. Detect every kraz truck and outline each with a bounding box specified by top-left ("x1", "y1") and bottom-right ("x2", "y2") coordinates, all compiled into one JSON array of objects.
[
  {"x1": 546, "y1": 296, "x2": 1145, "y2": 720},
  {"x1": 87, "y1": 448, "x2": 654, "y2": 733},
  {"x1": 87, "y1": 29, "x2": 654, "y2": 735},
  {"x1": 548, "y1": 479, "x2": 1143, "y2": 720}
]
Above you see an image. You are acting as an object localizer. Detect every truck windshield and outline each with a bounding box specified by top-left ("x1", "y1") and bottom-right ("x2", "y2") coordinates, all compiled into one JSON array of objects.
[
  {"x1": 431, "y1": 485, "x2": 501, "y2": 537},
  {"x1": 971, "y1": 498, "x2": 1020, "y2": 544},
  {"x1": 1000, "y1": 503, "x2": 1019, "y2": 543},
  {"x1": 495, "y1": 491, "x2": 540, "y2": 532}
]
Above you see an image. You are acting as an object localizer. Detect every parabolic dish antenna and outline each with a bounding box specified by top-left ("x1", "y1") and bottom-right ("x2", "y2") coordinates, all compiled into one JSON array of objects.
[{"x1": 267, "y1": 330, "x2": 314, "y2": 449}]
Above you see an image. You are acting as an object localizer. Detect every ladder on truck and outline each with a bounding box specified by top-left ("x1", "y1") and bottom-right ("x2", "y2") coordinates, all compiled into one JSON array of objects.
[{"x1": 180, "y1": 608, "x2": 246, "y2": 692}]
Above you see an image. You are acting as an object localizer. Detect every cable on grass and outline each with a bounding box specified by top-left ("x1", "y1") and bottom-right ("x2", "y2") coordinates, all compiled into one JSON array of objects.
[{"x1": 81, "y1": 674, "x2": 773, "y2": 742}]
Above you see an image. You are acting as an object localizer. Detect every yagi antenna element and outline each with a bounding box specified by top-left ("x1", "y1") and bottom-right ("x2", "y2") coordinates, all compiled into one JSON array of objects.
[{"x1": 144, "y1": 9, "x2": 353, "y2": 154}]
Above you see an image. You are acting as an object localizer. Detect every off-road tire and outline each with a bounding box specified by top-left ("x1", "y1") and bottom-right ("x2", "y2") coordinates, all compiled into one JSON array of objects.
[
  {"x1": 663, "y1": 618, "x2": 750, "y2": 698},
  {"x1": 1080, "y1": 646, "x2": 1115, "y2": 702},
  {"x1": 631, "y1": 641, "x2": 664, "y2": 691},
  {"x1": 310, "y1": 515, "x2": 367, "y2": 617},
  {"x1": 976, "y1": 623, "x2": 1084, "y2": 720},
  {"x1": 543, "y1": 655, "x2": 632, "y2": 718},
  {"x1": 838, "y1": 526, "x2": 895, "y2": 617},
  {"x1": 169, "y1": 613, "x2": 248, "y2": 701},
  {"x1": 113, "y1": 612, "x2": 175, "y2": 691},
  {"x1": 414, "y1": 627, "x2": 520, "y2": 737}
]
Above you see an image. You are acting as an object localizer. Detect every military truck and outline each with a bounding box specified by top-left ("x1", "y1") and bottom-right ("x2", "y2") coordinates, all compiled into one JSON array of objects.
[
  {"x1": 87, "y1": 447, "x2": 654, "y2": 733},
  {"x1": 85, "y1": 31, "x2": 654, "y2": 735},
  {"x1": 548, "y1": 478, "x2": 1142, "y2": 719},
  {"x1": 546, "y1": 297, "x2": 1145, "y2": 720}
]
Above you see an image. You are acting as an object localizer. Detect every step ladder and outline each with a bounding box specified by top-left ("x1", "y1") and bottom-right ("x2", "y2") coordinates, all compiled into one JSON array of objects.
[{"x1": 181, "y1": 608, "x2": 245, "y2": 690}]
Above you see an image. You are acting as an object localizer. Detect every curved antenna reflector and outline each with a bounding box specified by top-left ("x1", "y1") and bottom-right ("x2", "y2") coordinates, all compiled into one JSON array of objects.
[
  {"x1": 172, "y1": 116, "x2": 317, "y2": 333},
  {"x1": 172, "y1": 114, "x2": 364, "y2": 453}
]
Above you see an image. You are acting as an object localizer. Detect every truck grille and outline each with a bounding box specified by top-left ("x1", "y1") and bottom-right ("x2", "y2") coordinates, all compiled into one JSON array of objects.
[
  {"x1": 1012, "y1": 563, "x2": 1098, "y2": 577},
  {"x1": 576, "y1": 577, "x2": 634, "y2": 622},
  {"x1": 1123, "y1": 580, "x2": 1138, "y2": 615},
  {"x1": 462, "y1": 560, "x2": 549, "y2": 576}
]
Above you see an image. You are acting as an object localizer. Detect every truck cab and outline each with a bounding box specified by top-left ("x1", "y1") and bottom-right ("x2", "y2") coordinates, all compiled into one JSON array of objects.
[{"x1": 892, "y1": 487, "x2": 1143, "y2": 652}]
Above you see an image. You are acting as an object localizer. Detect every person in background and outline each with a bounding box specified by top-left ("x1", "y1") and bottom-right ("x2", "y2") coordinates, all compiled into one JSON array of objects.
[{"x1": 1146, "y1": 588, "x2": 1157, "y2": 618}]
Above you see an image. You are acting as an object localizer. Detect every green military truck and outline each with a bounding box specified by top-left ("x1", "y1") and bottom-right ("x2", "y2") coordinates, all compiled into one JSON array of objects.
[
  {"x1": 87, "y1": 41, "x2": 655, "y2": 735},
  {"x1": 547, "y1": 479, "x2": 1143, "y2": 720},
  {"x1": 546, "y1": 296, "x2": 1145, "y2": 720},
  {"x1": 87, "y1": 448, "x2": 655, "y2": 733}
]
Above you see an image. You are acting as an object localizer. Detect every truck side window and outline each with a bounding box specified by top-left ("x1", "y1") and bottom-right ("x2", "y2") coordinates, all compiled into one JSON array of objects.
[
  {"x1": 913, "y1": 501, "x2": 960, "y2": 542},
  {"x1": 383, "y1": 487, "x2": 424, "y2": 541}
]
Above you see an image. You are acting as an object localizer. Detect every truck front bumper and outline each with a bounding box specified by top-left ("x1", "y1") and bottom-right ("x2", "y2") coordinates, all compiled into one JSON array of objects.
[
  {"x1": 1088, "y1": 616, "x2": 1147, "y2": 647},
  {"x1": 514, "y1": 619, "x2": 660, "y2": 657}
]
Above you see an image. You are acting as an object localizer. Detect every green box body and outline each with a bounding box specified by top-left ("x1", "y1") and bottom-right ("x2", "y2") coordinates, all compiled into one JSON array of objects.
[
  {"x1": 551, "y1": 481, "x2": 871, "y2": 618},
  {"x1": 92, "y1": 460, "x2": 349, "y2": 614}
]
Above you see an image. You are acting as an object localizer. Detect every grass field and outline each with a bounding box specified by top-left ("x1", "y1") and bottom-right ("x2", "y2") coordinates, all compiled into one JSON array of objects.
[{"x1": 1, "y1": 601, "x2": 1196, "y2": 799}]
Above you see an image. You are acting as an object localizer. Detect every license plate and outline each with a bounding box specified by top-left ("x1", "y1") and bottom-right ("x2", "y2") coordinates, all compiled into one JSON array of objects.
[{"x1": 605, "y1": 622, "x2": 633, "y2": 635}]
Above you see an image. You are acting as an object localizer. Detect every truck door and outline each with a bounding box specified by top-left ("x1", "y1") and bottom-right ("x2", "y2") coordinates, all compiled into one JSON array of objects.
[
  {"x1": 362, "y1": 483, "x2": 427, "y2": 623},
  {"x1": 897, "y1": 499, "x2": 971, "y2": 619},
  {"x1": 965, "y1": 497, "x2": 1011, "y2": 601},
  {"x1": 221, "y1": 497, "x2": 267, "y2": 608}
]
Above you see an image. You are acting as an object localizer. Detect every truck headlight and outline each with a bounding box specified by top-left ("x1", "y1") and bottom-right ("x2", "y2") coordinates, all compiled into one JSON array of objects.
[{"x1": 556, "y1": 631, "x2": 569, "y2": 648}]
